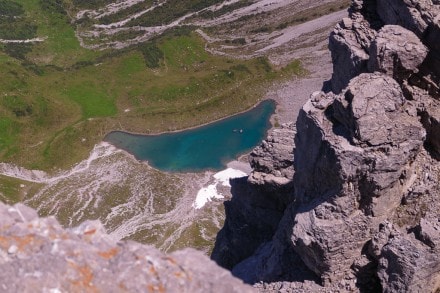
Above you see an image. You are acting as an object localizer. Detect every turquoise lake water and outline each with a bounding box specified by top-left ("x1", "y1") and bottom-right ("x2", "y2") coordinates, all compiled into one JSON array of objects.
[{"x1": 104, "y1": 100, "x2": 275, "y2": 172}]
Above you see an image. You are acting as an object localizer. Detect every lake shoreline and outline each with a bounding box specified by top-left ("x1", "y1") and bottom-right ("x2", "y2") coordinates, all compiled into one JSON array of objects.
[
  {"x1": 104, "y1": 99, "x2": 276, "y2": 139},
  {"x1": 105, "y1": 100, "x2": 275, "y2": 172}
]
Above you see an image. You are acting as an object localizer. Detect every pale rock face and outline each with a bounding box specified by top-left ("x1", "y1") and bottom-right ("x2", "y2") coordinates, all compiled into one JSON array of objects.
[
  {"x1": 0, "y1": 203, "x2": 254, "y2": 293},
  {"x1": 248, "y1": 122, "x2": 295, "y2": 189},
  {"x1": 368, "y1": 25, "x2": 428, "y2": 81},
  {"x1": 291, "y1": 73, "x2": 425, "y2": 283},
  {"x1": 369, "y1": 221, "x2": 440, "y2": 293},
  {"x1": 376, "y1": 0, "x2": 440, "y2": 37},
  {"x1": 328, "y1": 16, "x2": 374, "y2": 93}
]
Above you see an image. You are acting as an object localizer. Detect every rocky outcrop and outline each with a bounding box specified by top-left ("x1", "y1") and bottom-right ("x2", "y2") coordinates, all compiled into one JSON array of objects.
[
  {"x1": 329, "y1": 0, "x2": 440, "y2": 95},
  {"x1": 0, "y1": 203, "x2": 253, "y2": 292},
  {"x1": 214, "y1": 0, "x2": 440, "y2": 292},
  {"x1": 370, "y1": 221, "x2": 440, "y2": 292},
  {"x1": 376, "y1": 0, "x2": 438, "y2": 38},
  {"x1": 248, "y1": 123, "x2": 295, "y2": 190},
  {"x1": 290, "y1": 72, "x2": 425, "y2": 285},
  {"x1": 328, "y1": 15, "x2": 374, "y2": 93},
  {"x1": 368, "y1": 25, "x2": 428, "y2": 82},
  {"x1": 212, "y1": 124, "x2": 295, "y2": 270}
]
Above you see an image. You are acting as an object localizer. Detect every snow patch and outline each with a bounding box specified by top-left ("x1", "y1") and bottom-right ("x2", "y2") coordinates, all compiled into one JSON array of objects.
[
  {"x1": 193, "y1": 168, "x2": 247, "y2": 209},
  {"x1": 214, "y1": 168, "x2": 247, "y2": 187}
]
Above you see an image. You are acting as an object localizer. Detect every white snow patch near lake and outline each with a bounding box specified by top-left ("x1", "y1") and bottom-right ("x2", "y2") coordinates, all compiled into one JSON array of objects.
[
  {"x1": 193, "y1": 168, "x2": 247, "y2": 209},
  {"x1": 214, "y1": 168, "x2": 247, "y2": 187}
]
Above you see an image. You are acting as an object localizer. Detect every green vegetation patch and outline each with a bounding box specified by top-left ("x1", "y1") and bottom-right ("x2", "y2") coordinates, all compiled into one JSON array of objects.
[
  {"x1": 274, "y1": 0, "x2": 351, "y2": 31},
  {"x1": 159, "y1": 33, "x2": 208, "y2": 68},
  {"x1": 71, "y1": 0, "x2": 114, "y2": 10},
  {"x1": 140, "y1": 42, "x2": 164, "y2": 68},
  {"x1": 39, "y1": 0, "x2": 66, "y2": 15},
  {"x1": 198, "y1": 0, "x2": 253, "y2": 19},
  {"x1": 1, "y1": 95, "x2": 33, "y2": 117},
  {"x1": 65, "y1": 82, "x2": 117, "y2": 118},
  {"x1": 0, "y1": 0, "x2": 306, "y2": 171},
  {"x1": 97, "y1": 0, "x2": 155, "y2": 25},
  {"x1": 0, "y1": 117, "x2": 19, "y2": 156},
  {"x1": 0, "y1": 0, "x2": 24, "y2": 16},
  {"x1": 0, "y1": 175, "x2": 41, "y2": 205}
]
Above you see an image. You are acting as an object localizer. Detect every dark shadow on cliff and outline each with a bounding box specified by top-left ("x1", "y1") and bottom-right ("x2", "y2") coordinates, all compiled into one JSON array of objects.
[
  {"x1": 210, "y1": 172, "x2": 323, "y2": 285},
  {"x1": 211, "y1": 176, "x2": 292, "y2": 271},
  {"x1": 321, "y1": 79, "x2": 333, "y2": 93}
]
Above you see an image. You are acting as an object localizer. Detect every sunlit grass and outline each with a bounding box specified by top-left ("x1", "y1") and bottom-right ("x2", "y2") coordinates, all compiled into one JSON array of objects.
[{"x1": 0, "y1": 1, "x2": 306, "y2": 171}]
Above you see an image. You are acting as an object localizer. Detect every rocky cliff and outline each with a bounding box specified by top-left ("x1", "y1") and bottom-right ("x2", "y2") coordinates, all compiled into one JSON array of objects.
[
  {"x1": 213, "y1": 0, "x2": 440, "y2": 292},
  {"x1": 0, "y1": 202, "x2": 253, "y2": 292}
]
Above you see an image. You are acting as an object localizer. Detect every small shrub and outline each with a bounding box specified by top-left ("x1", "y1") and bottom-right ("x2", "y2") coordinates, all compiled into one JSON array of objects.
[{"x1": 140, "y1": 42, "x2": 164, "y2": 68}]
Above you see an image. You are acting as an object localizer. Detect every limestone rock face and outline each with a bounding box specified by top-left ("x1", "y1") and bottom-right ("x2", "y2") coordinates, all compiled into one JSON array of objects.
[
  {"x1": 248, "y1": 123, "x2": 295, "y2": 189},
  {"x1": 328, "y1": 15, "x2": 374, "y2": 93},
  {"x1": 329, "y1": 0, "x2": 440, "y2": 95},
  {"x1": 368, "y1": 25, "x2": 428, "y2": 81},
  {"x1": 421, "y1": 102, "x2": 440, "y2": 156},
  {"x1": 370, "y1": 222, "x2": 440, "y2": 293},
  {"x1": 376, "y1": 0, "x2": 439, "y2": 37},
  {"x1": 291, "y1": 73, "x2": 425, "y2": 284},
  {"x1": 0, "y1": 203, "x2": 253, "y2": 293}
]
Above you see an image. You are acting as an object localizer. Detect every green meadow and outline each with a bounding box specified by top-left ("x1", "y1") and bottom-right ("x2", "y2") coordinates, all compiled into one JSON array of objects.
[{"x1": 0, "y1": 0, "x2": 306, "y2": 171}]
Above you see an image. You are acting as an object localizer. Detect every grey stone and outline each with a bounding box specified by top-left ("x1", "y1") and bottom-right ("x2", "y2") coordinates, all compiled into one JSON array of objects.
[
  {"x1": 421, "y1": 103, "x2": 440, "y2": 156},
  {"x1": 376, "y1": 0, "x2": 439, "y2": 37},
  {"x1": 0, "y1": 202, "x2": 254, "y2": 293},
  {"x1": 248, "y1": 123, "x2": 295, "y2": 189},
  {"x1": 225, "y1": 0, "x2": 440, "y2": 291},
  {"x1": 212, "y1": 124, "x2": 295, "y2": 271},
  {"x1": 368, "y1": 25, "x2": 428, "y2": 81},
  {"x1": 415, "y1": 218, "x2": 440, "y2": 248},
  {"x1": 289, "y1": 73, "x2": 425, "y2": 283},
  {"x1": 370, "y1": 223, "x2": 440, "y2": 293},
  {"x1": 329, "y1": 14, "x2": 374, "y2": 93}
]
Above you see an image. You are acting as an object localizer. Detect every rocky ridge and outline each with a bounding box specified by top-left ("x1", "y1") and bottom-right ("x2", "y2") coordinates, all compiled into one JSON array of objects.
[
  {"x1": 213, "y1": 0, "x2": 440, "y2": 292},
  {"x1": 0, "y1": 202, "x2": 253, "y2": 292}
]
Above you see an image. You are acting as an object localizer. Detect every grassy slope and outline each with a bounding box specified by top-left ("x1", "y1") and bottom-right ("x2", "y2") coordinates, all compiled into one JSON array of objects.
[{"x1": 0, "y1": 0, "x2": 305, "y2": 172}]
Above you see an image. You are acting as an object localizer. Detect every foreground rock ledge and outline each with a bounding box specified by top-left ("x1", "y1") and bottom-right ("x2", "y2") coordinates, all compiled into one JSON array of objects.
[{"x1": 0, "y1": 203, "x2": 253, "y2": 293}]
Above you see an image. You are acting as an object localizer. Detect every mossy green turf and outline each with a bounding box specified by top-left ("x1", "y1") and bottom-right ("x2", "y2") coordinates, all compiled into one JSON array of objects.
[{"x1": 0, "y1": 0, "x2": 306, "y2": 172}]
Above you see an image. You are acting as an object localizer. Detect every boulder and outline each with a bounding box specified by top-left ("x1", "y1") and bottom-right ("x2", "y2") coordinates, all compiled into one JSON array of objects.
[
  {"x1": 329, "y1": 14, "x2": 374, "y2": 93},
  {"x1": 370, "y1": 221, "x2": 440, "y2": 293},
  {"x1": 368, "y1": 25, "x2": 428, "y2": 81}
]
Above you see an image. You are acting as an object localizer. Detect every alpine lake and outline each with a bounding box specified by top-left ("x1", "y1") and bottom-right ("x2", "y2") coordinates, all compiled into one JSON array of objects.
[{"x1": 105, "y1": 100, "x2": 275, "y2": 172}]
